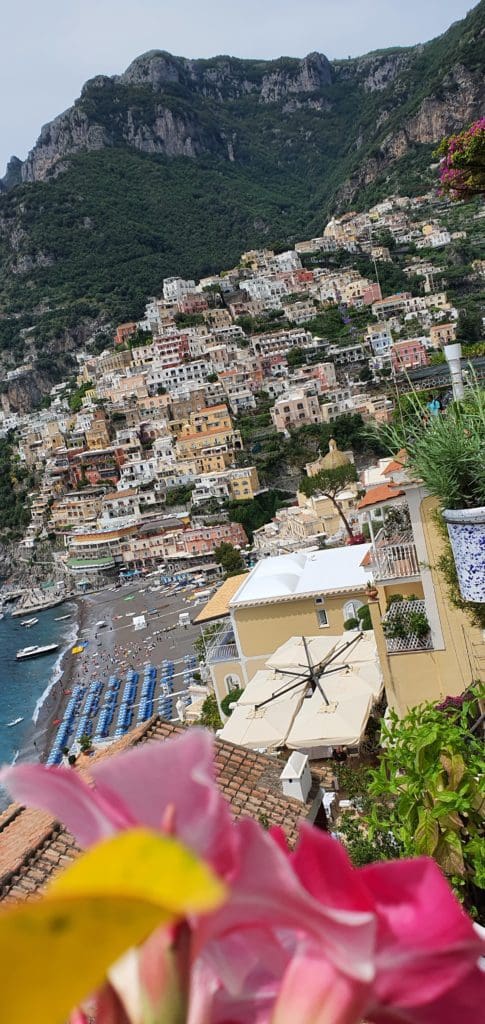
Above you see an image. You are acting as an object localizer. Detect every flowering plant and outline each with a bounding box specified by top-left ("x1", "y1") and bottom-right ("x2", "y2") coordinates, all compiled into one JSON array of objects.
[
  {"x1": 0, "y1": 729, "x2": 483, "y2": 1024},
  {"x1": 436, "y1": 119, "x2": 485, "y2": 199}
]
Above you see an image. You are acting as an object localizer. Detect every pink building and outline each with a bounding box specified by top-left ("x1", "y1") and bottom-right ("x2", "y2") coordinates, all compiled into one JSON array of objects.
[
  {"x1": 182, "y1": 522, "x2": 247, "y2": 555},
  {"x1": 391, "y1": 339, "x2": 430, "y2": 373}
]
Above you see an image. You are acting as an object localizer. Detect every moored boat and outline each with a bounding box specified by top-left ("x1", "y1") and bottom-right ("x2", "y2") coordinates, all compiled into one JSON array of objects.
[{"x1": 16, "y1": 643, "x2": 59, "y2": 661}]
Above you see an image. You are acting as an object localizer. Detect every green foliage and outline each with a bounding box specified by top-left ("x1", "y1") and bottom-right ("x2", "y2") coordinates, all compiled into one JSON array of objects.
[
  {"x1": 197, "y1": 693, "x2": 222, "y2": 730},
  {"x1": 366, "y1": 687, "x2": 485, "y2": 918},
  {"x1": 343, "y1": 617, "x2": 359, "y2": 631},
  {"x1": 214, "y1": 542, "x2": 246, "y2": 578},
  {"x1": 68, "y1": 380, "x2": 93, "y2": 412},
  {"x1": 0, "y1": 434, "x2": 33, "y2": 538},
  {"x1": 374, "y1": 382, "x2": 485, "y2": 510},
  {"x1": 286, "y1": 346, "x2": 306, "y2": 367},
  {"x1": 356, "y1": 604, "x2": 372, "y2": 631},
  {"x1": 220, "y1": 688, "x2": 243, "y2": 717},
  {"x1": 164, "y1": 483, "x2": 194, "y2": 507},
  {"x1": 383, "y1": 600, "x2": 430, "y2": 640},
  {"x1": 192, "y1": 623, "x2": 221, "y2": 664},
  {"x1": 224, "y1": 490, "x2": 288, "y2": 541},
  {"x1": 0, "y1": 5, "x2": 482, "y2": 343}
]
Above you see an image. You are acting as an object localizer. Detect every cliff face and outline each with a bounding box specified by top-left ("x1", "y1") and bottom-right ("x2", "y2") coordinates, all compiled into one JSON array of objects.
[
  {"x1": 7, "y1": 6, "x2": 482, "y2": 193},
  {"x1": 0, "y1": 3, "x2": 483, "y2": 402}
]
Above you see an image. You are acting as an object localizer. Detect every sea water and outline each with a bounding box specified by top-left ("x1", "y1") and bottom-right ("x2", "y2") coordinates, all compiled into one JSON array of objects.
[{"x1": 0, "y1": 602, "x2": 77, "y2": 767}]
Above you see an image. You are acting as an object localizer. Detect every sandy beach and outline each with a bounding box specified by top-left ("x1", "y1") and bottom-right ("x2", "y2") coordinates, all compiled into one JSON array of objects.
[{"x1": 35, "y1": 577, "x2": 207, "y2": 761}]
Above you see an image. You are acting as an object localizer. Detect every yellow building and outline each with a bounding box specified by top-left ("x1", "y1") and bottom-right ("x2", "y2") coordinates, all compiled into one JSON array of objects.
[
  {"x1": 85, "y1": 412, "x2": 111, "y2": 450},
  {"x1": 195, "y1": 546, "x2": 373, "y2": 709},
  {"x1": 228, "y1": 466, "x2": 260, "y2": 501},
  {"x1": 50, "y1": 489, "x2": 104, "y2": 530},
  {"x1": 358, "y1": 480, "x2": 485, "y2": 715}
]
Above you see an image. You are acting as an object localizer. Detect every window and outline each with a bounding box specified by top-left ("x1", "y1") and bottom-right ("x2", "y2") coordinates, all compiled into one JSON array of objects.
[
  {"x1": 343, "y1": 599, "x2": 364, "y2": 622},
  {"x1": 317, "y1": 608, "x2": 328, "y2": 628}
]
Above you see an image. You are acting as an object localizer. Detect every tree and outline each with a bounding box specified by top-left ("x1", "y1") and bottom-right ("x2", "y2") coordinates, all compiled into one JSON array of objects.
[
  {"x1": 198, "y1": 693, "x2": 222, "y2": 730},
  {"x1": 286, "y1": 346, "x2": 306, "y2": 368},
  {"x1": 214, "y1": 541, "x2": 246, "y2": 577},
  {"x1": 436, "y1": 118, "x2": 485, "y2": 199},
  {"x1": 299, "y1": 463, "x2": 358, "y2": 539}
]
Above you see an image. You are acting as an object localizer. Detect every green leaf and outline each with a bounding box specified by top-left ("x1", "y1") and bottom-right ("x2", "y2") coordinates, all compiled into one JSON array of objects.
[
  {"x1": 440, "y1": 751, "x2": 466, "y2": 788},
  {"x1": 415, "y1": 809, "x2": 439, "y2": 856}
]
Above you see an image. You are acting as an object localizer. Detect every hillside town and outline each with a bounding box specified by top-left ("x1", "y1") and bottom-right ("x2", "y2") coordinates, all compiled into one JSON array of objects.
[
  {"x1": 1, "y1": 189, "x2": 483, "y2": 587},
  {"x1": 0, "y1": 1, "x2": 484, "y2": 1013}
]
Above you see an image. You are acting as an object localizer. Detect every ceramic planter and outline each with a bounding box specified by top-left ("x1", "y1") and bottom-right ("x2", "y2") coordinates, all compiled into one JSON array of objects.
[{"x1": 442, "y1": 506, "x2": 485, "y2": 602}]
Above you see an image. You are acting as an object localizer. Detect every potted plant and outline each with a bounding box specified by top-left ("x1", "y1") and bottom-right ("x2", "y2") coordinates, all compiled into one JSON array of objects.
[{"x1": 377, "y1": 382, "x2": 485, "y2": 603}]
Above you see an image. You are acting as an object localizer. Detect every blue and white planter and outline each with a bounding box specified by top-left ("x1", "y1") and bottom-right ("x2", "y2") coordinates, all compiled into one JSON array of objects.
[{"x1": 442, "y1": 507, "x2": 485, "y2": 603}]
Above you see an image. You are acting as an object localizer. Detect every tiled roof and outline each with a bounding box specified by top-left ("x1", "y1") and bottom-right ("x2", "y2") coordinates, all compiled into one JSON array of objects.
[
  {"x1": 0, "y1": 719, "x2": 321, "y2": 904},
  {"x1": 357, "y1": 484, "x2": 405, "y2": 509},
  {"x1": 193, "y1": 574, "x2": 248, "y2": 623},
  {"x1": 381, "y1": 449, "x2": 408, "y2": 477}
]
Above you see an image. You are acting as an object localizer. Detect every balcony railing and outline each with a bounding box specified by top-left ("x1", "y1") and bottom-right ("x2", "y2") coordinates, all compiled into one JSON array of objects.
[
  {"x1": 206, "y1": 643, "x2": 239, "y2": 664},
  {"x1": 383, "y1": 599, "x2": 432, "y2": 655},
  {"x1": 371, "y1": 530, "x2": 420, "y2": 580}
]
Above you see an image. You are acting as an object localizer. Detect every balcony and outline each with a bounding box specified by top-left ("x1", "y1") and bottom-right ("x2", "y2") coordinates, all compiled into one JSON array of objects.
[
  {"x1": 383, "y1": 599, "x2": 432, "y2": 655},
  {"x1": 205, "y1": 622, "x2": 239, "y2": 665},
  {"x1": 207, "y1": 643, "x2": 239, "y2": 663},
  {"x1": 370, "y1": 529, "x2": 420, "y2": 581}
]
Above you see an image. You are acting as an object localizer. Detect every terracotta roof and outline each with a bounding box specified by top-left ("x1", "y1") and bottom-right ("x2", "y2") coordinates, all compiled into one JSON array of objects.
[
  {"x1": 357, "y1": 484, "x2": 405, "y2": 509},
  {"x1": 103, "y1": 488, "x2": 138, "y2": 500},
  {"x1": 193, "y1": 574, "x2": 248, "y2": 623},
  {"x1": 381, "y1": 450, "x2": 408, "y2": 477},
  {"x1": 0, "y1": 720, "x2": 322, "y2": 903}
]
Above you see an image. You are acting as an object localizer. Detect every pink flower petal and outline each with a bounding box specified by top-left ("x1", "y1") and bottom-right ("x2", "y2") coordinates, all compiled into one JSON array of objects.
[
  {"x1": 292, "y1": 822, "x2": 374, "y2": 914},
  {"x1": 91, "y1": 729, "x2": 236, "y2": 872},
  {"x1": 196, "y1": 819, "x2": 375, "y2": 985},
  {"x1": 0, "y1": 763, "x2": 135, "y2": 846},
  {"x1": 360, "y1": 857, "x2": 484, "y2": 1008},
  {"x1": 366, "y1": 964, "x2": 485, "y2": 1024},
  {"x1": 271, "y1": 951, "x2": 370, "y2": 1024}
]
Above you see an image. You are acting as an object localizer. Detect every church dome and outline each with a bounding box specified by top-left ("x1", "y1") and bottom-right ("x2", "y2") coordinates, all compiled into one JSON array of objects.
[{"x1": 320, "y1": 438, "x2": 351, "y2": 470}]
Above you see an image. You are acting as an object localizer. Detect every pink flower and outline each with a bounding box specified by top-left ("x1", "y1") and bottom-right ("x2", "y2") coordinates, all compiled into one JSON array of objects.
[
  {"x1": 0, "y1": 729, "x2": 237, "y2": 875},
  {"x1": 2, "y1": 731, "x2": 484, "y2": 1024},
  {"x1": 286, "y1": 823, "x2": 485, "y2": 1024}
]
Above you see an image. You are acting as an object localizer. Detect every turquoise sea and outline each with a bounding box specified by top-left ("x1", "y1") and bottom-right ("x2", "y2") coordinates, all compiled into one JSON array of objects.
[{"x1": 0, "y1": 603, "x2": 77, "y2": 769}]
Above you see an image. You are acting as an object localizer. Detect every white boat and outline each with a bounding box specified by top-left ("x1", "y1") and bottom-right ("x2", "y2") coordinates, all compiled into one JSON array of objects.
[
  {"x1": 6, "y1": 717, "x2": 23, "y2": 727},
  {"x1": 16, "y1": 644, "x2": 59, "y2": 661},
  {"x1": 55, "y1": 614, "x2": 71, "y2": 621},
  {"x1": 21, "y1": 618, "x2": 39, "y2": 627}
]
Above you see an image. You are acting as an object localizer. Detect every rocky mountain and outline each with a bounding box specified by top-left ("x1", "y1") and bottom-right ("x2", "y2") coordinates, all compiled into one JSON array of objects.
[{"x1": 0, "y1": 1, "x2": 483, "y2": 391}]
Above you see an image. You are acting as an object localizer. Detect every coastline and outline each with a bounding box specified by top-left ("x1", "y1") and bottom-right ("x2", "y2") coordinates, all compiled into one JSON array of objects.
[
  {"x1": 18, "y1": 598, "x2": 86, "y2": 764},
  {"x1": 37, "y1": 598, "x2": 89, "y2": 762},
  {"x1": 18, "y1": 578, "x2": 204, "y2": 764}
]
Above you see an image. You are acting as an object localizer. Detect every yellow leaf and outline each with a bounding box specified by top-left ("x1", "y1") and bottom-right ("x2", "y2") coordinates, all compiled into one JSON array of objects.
[
  {"x1": 50, "y1": 828, "x2": 225, "y2": 916},
  {"x1": 0, "y1": 830, "x2": 225, "y2": 1024}
]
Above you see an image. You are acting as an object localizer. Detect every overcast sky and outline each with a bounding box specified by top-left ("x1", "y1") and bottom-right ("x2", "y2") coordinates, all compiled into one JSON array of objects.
[{"x1": 0, "y1": 0, "x2": 476, "y2": 172}]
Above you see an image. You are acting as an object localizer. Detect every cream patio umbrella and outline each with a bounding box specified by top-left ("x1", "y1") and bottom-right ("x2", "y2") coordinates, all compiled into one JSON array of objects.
[{"x1": 286, "y1": 676, "x2": 373, "y2": 758}]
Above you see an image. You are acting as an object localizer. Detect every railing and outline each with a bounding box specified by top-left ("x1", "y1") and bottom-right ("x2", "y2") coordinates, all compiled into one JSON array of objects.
[
  {"x1": 383, "y1": 599, "x2": 432, "y2": 655},
  {"x1": 206, "y1": 643, "x2": 239, "y2": 664},
  {"x1": 372, "y1": 539, "x2": 420, "y2": 580}
]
